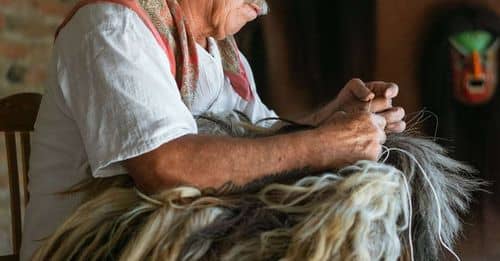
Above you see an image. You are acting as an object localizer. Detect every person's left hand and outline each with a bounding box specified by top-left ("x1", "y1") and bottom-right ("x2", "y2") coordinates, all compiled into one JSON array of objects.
[{"x1": 304, "y1": 79, "x2": 406, "y2": 133}]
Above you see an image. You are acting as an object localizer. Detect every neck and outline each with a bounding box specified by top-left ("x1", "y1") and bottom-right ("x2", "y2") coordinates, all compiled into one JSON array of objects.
[{"x1": 178, "y1": 0, "x2": 213, "y2": 49}]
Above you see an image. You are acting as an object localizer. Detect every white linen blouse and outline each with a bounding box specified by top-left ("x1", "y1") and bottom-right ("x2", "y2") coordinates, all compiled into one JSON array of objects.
[{"x1": 20, "y1": 3, "x2": 277, "y2": 260}]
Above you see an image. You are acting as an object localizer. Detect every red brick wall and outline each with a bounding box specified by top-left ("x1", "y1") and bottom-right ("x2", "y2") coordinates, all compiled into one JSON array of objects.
[{"x1": 0, "y1": 0, "x2": 77, "y2": 98}]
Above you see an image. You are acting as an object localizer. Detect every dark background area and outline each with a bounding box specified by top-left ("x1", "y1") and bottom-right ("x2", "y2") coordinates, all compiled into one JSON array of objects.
[
  {"x1": 237, "y1": 0, "x2": 500, "y2": 260},
  {"x1": 238, "y1": 1, "x2": 376, "y2": 117}
]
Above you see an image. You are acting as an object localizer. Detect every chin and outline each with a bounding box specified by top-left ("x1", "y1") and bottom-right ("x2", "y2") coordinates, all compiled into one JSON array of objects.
[
  {"x1": 229, "y1": 24, "x2": 249, "y2": 37},
  {"x1": 216, "y1": 22, "x2": 250, "y2": 39}
]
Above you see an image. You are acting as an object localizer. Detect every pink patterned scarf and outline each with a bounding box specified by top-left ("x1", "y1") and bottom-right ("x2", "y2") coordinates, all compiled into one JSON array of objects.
[{"x1": 56, "y1": 0, "x2": 269, "y2": 108}]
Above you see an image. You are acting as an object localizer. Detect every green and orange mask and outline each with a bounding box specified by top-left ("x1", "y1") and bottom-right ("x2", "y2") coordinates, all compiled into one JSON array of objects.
[{"x1": 449, "y1": 31, "x2": 498, "y2": 105}]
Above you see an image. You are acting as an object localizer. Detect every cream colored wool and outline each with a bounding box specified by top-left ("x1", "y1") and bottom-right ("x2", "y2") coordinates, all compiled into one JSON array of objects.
[
  {"x1": 33, "y1": 162, "x2": 408, "y2": 261},
  {"x1": 32, "y1": 112, "x2": 481, "y2": 261}
]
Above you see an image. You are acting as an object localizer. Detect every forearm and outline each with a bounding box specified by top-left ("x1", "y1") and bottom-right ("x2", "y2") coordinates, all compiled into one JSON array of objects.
[{"x1": 126, "y1": 130, "x2": 323, "y2": 193}]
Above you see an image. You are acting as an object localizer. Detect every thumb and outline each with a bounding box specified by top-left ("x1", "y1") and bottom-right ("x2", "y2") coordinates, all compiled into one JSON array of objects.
[{"x1": 348, "y1": 79, "x2": 375, "y2": 102}]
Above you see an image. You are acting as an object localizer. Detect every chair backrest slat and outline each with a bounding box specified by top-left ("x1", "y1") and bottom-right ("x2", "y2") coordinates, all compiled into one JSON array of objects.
[
  {"x1": 0, "y1": 94, "x2": 41, "y2": 132},
  {"x1": 0, "y1": 93, "x2": 42, "y2": 260},
  {"x1": 5, "y1": 132, "x2": 22, "y2": 255},
  {"x1": 20, "y1": 132, "x2": 31, "y2": 206}
]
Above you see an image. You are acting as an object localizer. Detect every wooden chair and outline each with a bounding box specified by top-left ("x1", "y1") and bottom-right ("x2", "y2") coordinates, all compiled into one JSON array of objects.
[{"x1": 0, "y1": 93, "x2": 42, "y2": 261}]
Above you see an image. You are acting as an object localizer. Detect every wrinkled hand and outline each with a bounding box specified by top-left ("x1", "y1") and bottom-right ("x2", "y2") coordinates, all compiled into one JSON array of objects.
[
  {"x1": 314, "y1": 111, "x2": 387, "y2": 168},
  {"x1": 308, "y1": 79, "x2": 406, "y2": 133}
]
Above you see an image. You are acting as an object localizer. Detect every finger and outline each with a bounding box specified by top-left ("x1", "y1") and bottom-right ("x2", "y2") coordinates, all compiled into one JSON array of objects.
[
  {"x1": 375, "y1": 146, "x2": 383, "y2": 160},
  {"x1": 372, "y1": 114, "x2": 387, "y2": 130},
  {"x1": 377, "y1": 107, "x2": 405, "y2": 124},
  {"x1": 348, "y1": 79, "x2": 375, "y2": 101},
  {"x1": 367, "y1": 82, "x2": 399, "y2": 99},
  {"x1": 386, "y1": 121, "x2": 407, "y2": 133},
  {"x1": 384, "y1": 83, "x2": 399, "y2": 99},
  {"x1": 380, "y1": 131, "x2": 387, "y2": 144},
  {"x1": 342, "y1": 100, "x2": 370, "y2": 113},
  {"x1": 375, "y1": 127, "x2": 387, "y2": 145},
  {"x1": 369, "y1": 97, "x2": 392, "y2": 113}
]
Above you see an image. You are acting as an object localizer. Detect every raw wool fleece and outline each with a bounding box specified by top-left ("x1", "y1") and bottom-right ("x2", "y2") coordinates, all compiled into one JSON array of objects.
[{"x1": 33, "y1": 112, "x2": 481, "y2": 261}]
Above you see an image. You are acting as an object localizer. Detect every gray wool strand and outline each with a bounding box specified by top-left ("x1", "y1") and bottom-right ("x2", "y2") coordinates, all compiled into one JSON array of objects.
[{"x1": 32, "y1": 111, "x2": 482, "y2": 261}]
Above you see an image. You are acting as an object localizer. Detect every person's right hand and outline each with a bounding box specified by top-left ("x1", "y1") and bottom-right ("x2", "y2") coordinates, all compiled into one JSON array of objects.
[{"x1": 313, "y1": 111, "x2": 387, "y2": 169}]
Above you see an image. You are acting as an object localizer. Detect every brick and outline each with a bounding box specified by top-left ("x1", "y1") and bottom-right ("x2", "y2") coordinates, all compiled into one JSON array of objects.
[
  {"x1": 0, "y1": 177, "x2": 7, "y2": 188},
  {"x1": 0, "y1": 42, "x2": 29, "y2": 60},
  {"x1": 31, "y1": 0, "x2": 73, "y2": 17},
  {"x1": 24, "y1": 65, "x2": 47, "y2": 85},
  {"x1": 0, "y1": 0, "x2": 13, "y2": 6},
  {"x1": 0, "y1": 13, "x2": 5, "y2": 31},
  {"x1": 26, "y1": 45, "x2": 53, "y2": 64},
  {"x1": 3, "y1": 11, "x2": 59, "y2": 38},
  {"x1": 15, "y1": 22, "x2": 57, "y2": 39},
  {"x1": 0, "y1": 0, "x2": 31, "y2": 13}
]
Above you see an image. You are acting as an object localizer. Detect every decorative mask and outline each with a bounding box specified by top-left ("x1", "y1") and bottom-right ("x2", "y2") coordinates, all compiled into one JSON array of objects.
[{"x1": 449, "y1": 31, "x2": 498, "y2": 105}]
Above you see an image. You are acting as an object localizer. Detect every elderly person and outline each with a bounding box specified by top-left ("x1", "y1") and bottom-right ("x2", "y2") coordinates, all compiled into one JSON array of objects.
[{"x1": 20, "y1": 0, "x2": 405, "y2": 259}]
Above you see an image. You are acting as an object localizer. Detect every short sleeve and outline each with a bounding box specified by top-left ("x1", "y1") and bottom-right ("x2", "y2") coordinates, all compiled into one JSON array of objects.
[{"x1": 55, "y1": 5, "x2": 197, "y2": 178}]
